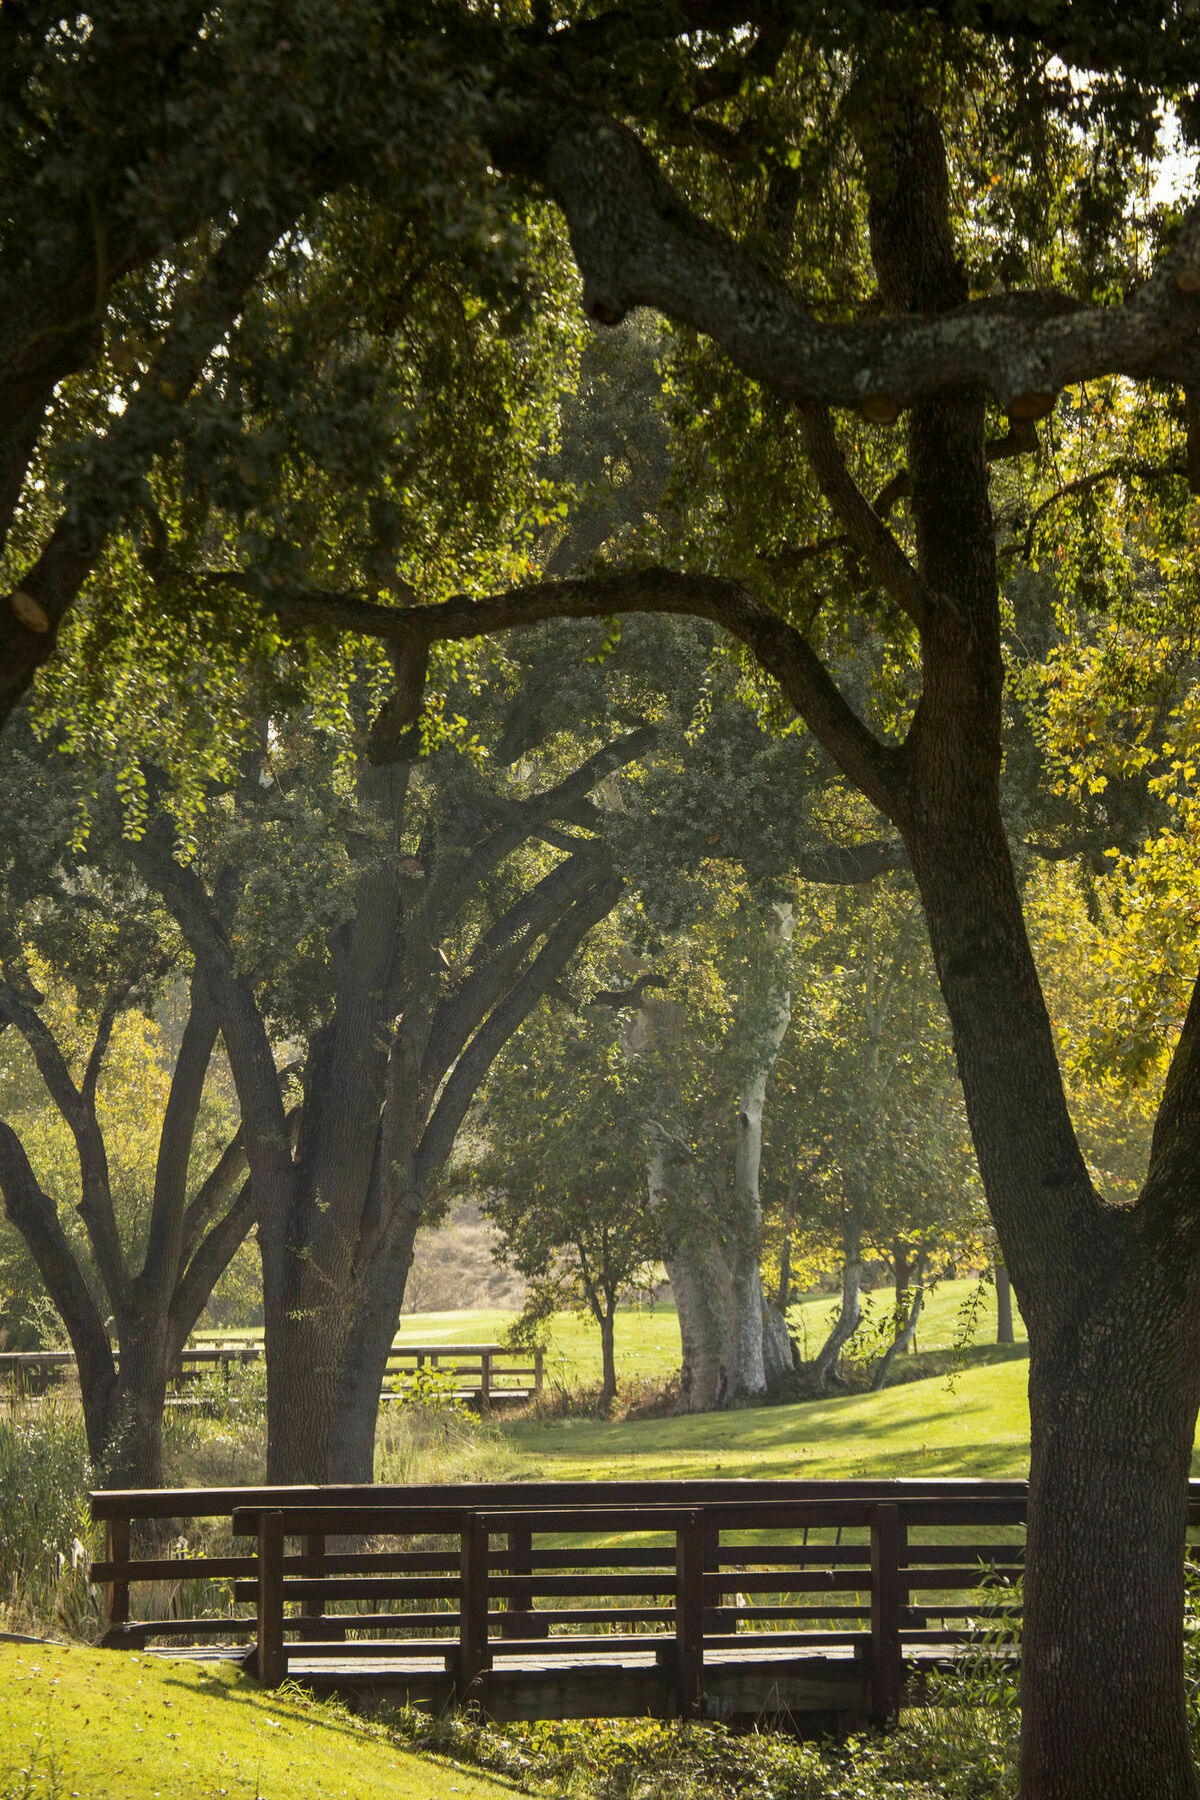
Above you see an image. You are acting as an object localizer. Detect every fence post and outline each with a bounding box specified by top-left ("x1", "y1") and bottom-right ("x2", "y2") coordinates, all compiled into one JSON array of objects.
[
  {"x1": 459, "y1": 1511, "x2": 491, "y2": 1702},
  {"x1": 534, "y1": 1347, "x2": 544, "y2": 1394},
  {"x1": 675, "y1": 1510, "x2": 705, "y2": 1719},
  {"x1": 480, "y1": 1349, "x2": 492, "y2": 1410},
  {"x1": 105, "y1": 1515, "x2": 130, "y2": 1634},
  {"x1": 870, "y1": 1503, "x2": 903, "y2": 1728},
  {"x1": 257, "y1": 1511, "x2": 287, "y2": 1689}
]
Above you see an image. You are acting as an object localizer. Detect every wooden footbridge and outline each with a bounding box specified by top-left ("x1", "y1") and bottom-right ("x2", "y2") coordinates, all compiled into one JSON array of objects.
[{"x1": 87, "y1": 1477, "x2": 1049, "y2": 1732}]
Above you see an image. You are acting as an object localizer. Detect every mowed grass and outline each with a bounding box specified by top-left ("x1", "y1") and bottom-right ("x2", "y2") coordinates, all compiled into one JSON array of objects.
[
  {"x1": 387, "y1": 1272, "x2": 1028, "y2": 1390},
  {"x1": 0, "y1": 1642, "x2": 516, "y2": 1800},
  {"x1": 203, "y1": 1279, "x2": 1039, "y2": 1486},
  {"x1": 501, "y1": 1351, "x2": 1033, "y2": 1482}
]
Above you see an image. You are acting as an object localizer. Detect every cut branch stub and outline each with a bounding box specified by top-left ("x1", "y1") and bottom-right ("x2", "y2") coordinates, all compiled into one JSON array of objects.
[
  {"x1": 1176, "y1": 269, "x2": 1200, "y2": 295},
  {"x1": 1008, "y1": 391, "x2": 1057, "y2": 422},
  {"x1": 860, "y1": 394, "x2": 901, "y2": 425},
  {"x1": 9, "y1": 590, "x2": 50, "y2": 634}
]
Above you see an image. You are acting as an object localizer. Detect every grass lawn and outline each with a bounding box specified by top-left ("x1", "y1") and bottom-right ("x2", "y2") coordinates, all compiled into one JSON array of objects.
[
  {"x1": 386, "y1": 1273, "x2": 1027, "y2": 1389},
  {"x1": 499, "y1": 1347, "x2": 1033, "y2": 1482},
  {"x1": 0, "y1": 1643, "x2": 517, "y2": 1800},
  {"x1": 204, "y1": 1275, "x2": 1025, "y2": 1380}
]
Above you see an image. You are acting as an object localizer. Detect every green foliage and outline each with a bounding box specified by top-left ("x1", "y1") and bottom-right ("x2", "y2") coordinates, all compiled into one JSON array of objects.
[
  {"x1": 477, "y1": 1007, "x2": 660, "y2": 1371},
  {"x1": 0, "y1": 1406, "x2": 98, "y2": 1639}
]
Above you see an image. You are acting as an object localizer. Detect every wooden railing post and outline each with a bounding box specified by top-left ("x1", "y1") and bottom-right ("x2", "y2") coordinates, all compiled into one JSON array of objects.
[
  {"x1": 480, "y1": 1349, "x2": 492, "y2": 1410},
  {"x1": 534, "y1": 1347, "x2": 544, "y2": 1393},
  {"x1": 870, "y1": 1502, "x2": 902, "y2": 1728},
  {"x1": 459, "y1": 1511, "x2": 491, "y2": 1702},
  {"x1": 105, "y1": 1515, "x2": 130, "y2": 1635},
  {"x1": 257, "y1": 1511, "x2": 287, "y2": 1689},
  {"x1": 299, "y1": 1531, "x2": 338, "y2": 1641},
  {"x1": 676, "y1": 1510, "x2": 705, "y2": 1719}
]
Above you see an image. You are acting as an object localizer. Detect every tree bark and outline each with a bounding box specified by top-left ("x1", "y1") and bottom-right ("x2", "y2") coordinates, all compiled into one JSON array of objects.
[
  {"x1": 727, "y1": 901, "x2": 796, "y2": 1401},
  {"x1": 995, "y1": 1258, "x2": 1015, "y2": 1345},
  {"x1": 1020, "y1": 1243, "x2": 1200, "y2": 1800},
  {"x1": 811, "y1": 1204, "x2": 863, "y2": 1388},
  {"x1": 598, "y1": 1308, "x2": 617, "y2": 1410},
  {"x1": 871, "y1": 1249, "x2": 929, "y2": 1392}
]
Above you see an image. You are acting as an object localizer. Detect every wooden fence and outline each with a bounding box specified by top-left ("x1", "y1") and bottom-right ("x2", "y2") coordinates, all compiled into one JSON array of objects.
[
  {"x1": 88, "y1": 1478, "x2": 1044, "y2": 1729},
  {"x1": 1, "y1": 1342, "x2": 542, "y2": 1406}
]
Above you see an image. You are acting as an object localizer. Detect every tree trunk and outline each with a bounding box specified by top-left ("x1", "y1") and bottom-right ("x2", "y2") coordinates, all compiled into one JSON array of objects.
[
  {"x1": 812, "y1": 1206, "x2": 863, "y2": 1388},
  {"x1": 760, "y1": 1296, "x2": 795, "y2": 1384},
  {"x1": 775, "y1": 1226, "x2": 792, "y2": 1313},
  {"x1": 893, "y1": 1238, "x2": 911, "y2": 1318},
  {"x1": 1020, "y1": 1245, "x2": 1200, "y2": 1800},
  {"x1": 665, "y1": 1237, "x2": 732, "y2": 1412},
  {"x1": 995, "y1": 1259, "x2": 1015, "y2": 1345},
  {"x1": 598, "y1": 1309, "x2": 617, "y2": 1410},
  {"x1": 325, "y1": 1193, "x2": 424, "y2": 1484},
  {"x1": 871, "y1": 1249, "x2": 928, "y2": 1392},
  {"x1": 102, "y1": 1323, "x2": 171, "y2": 1491},
  {"x1": 727, "y1": 901, "x2": 795, "y2": 1402}
]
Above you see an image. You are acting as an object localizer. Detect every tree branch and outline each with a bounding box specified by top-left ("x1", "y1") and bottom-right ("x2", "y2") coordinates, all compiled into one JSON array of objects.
[
  {"x1": 0, "y1": 1117, "x2": 117, "y2": 1437},
  {"x1": 496, "y1": 102, "x2": 1200, "y2": 412},
  {"x1": 794, "y1": 406, "x2": 934, "y2": 627},
  {"x1": 0, "y1": 205, "x2": 287, "y2": 719},
  {"x1": 424, "y1": 849, "x2": 613, "y2": 1090},
  {"x1": 416, "y1": 870, "x2": 624, "y2": 1191},
  {"x1": 444, "y1": 724, "x2": 655, "y2": 908},
  {"x1": 0, "y1": 977, "x2": 130, "y2": 1316},
  {"x1": 1021, "y1": 459, "x2": 1189, "y2": 559},
  {"x1": 271, "y1": 569, "x2": 906, "y2": 820}
]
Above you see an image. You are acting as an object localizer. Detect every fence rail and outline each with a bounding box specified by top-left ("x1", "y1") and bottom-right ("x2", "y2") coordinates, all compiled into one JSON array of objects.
[
  {"x1": 1, "y1": 1342, "x2": 542, "y2": 1406},
  {"x1": 86, "y1": 1478, "x2": 1051, "y2": 1728}
]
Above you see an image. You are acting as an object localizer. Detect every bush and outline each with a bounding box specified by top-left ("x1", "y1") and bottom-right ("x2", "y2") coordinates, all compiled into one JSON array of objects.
[{"x1": 0, "y1": 1403, "x2": 100, "y2": 1639}]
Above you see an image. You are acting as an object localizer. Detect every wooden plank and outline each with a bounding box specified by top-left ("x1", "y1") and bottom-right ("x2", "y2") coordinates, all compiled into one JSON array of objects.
[
  {"x1": 232, "y1": 1577, "x2": 461, "y2": 1602},
  {"x1": 257, "y1": 1512, "x2": 287, "y2": 1689},
  {"x1": 90, "y1": 1476, "x2": 1035, "y2": 1523},
  {"x1": 499, "y1": 1526, "x2": 548, "y2": 1641},
  {"x1": 232, "y1": 1505, "x2": 473, "y2": 1537},
  {"x1": 675, "y1": 1512, "x2": 705, "y2": 1719},
  {"x1": 104, "y1": 1516, "x2": 130, "y2": 1631},
  {"x1": 870, "y1": 1504, "x2": 902, "y2": 1728},
  {"x1": 100, "y1": 1616, "x2": 256, "y2": 1640},
  {"x1": 91, "y1": 1555, "x2": 255, "y2": 1583},
  {"x1": 458, "y1": 1512, "x2": 491, "y2": 1701}
]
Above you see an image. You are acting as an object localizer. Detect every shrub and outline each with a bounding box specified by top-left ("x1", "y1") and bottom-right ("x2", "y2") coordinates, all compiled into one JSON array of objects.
[{"x1": 0, "y1": 1403, "x2": 100, "y2": 1639}]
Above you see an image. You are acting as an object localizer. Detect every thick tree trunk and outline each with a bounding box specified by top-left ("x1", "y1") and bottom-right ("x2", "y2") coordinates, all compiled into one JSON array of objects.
[
  {"x1": 1021, "y1": 1246, "x2": 1200, "y2": 1800},
  {"x1": 665, "y1": 1237, "x2": 732, "y2": 1412},
  {"x1": 995, "y1": 1259, "x2": 1015, "y2": 1346},
  {"x1": 102, "y1": 1325, "x2": 172, "y2": 1491},
  {"x1": 263, "y1": 1232, "x2": 350, "y2": 1484},
  {"x1": 325, "y1": 1195, "x2": 424, "y2": 1484}
]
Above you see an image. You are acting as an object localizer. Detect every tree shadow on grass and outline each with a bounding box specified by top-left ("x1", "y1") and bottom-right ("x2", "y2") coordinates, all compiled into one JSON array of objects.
[{"x1": 158, "y1": 1665, "x2": 523, "y2": 1790}]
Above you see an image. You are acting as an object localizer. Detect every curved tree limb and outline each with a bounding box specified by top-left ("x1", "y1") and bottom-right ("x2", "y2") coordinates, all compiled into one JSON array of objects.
[
  {"x1": 270, "y1": 569, "x2": 906, "y2": 819},
  {"x1": 494, "y1": 102, "x2": 1200, "y2": 413}
]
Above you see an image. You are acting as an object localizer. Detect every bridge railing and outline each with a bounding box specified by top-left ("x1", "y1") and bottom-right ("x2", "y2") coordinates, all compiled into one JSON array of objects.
[{"x1": 88, "y1": 1479, "x2": 1040, "y2": 1725}]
